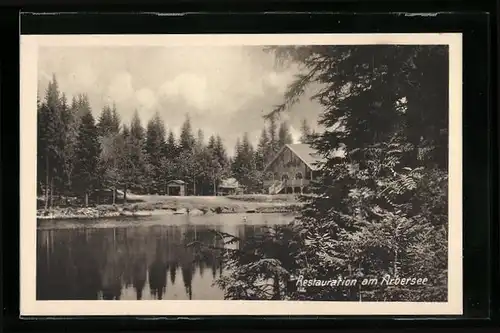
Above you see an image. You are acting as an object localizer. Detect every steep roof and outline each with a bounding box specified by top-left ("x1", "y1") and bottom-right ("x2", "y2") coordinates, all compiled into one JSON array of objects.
[
  {"x1": 264, "y1": 143, "x2": 326, "y2": 172},
  {"x1": 167, "y1": 180, "x2": 186, "y2": 185}
]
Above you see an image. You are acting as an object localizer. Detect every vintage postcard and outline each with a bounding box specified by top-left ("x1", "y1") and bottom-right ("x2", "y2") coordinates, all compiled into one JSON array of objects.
[{"x1": 20, "y1": 33, "x2": 463, "y2": 316}]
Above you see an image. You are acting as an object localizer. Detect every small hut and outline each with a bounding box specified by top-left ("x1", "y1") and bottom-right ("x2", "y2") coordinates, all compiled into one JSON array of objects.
[
  {"x1": 218, "y1": 178, "x2": 241, "y2": 196},
  {"x1": 166, "y1": 180, "x2": 186, "y2": 196}
]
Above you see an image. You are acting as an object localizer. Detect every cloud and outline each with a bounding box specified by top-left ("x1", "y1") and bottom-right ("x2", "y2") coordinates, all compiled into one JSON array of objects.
[
  {"x1": 135, "y1": 88, "x2": 157, "y2": 110},
  {"x1": 159, "y1": 73, "x2": 208, "y2": 110},
  {"x1": 38, "y1": 46, "x2": 324, "y2": 156},
  {"x1": 106, "y1": 71, "x2": 134, "y2": 104},
  {"x1": 67, "y1": 64, "x2": 97, "y2": 89},
  {"x1": 264, "y1": 71, "x2": 294, "y2": 94}
]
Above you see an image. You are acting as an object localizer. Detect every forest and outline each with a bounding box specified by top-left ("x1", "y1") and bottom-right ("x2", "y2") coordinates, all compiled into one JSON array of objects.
[{"x1": 37, "y1": 76, "x2": 313, "y2": 208}]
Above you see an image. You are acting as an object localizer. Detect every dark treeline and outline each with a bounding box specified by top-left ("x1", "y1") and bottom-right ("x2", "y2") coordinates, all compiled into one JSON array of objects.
[{"x1": 37, "y1": 74, "x2": 312, "y2": 208}]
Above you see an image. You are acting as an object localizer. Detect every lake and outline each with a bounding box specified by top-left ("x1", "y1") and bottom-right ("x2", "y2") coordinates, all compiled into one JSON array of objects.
[{"x1": 37, "y1": 213, "x2": 293, "y2": 300}]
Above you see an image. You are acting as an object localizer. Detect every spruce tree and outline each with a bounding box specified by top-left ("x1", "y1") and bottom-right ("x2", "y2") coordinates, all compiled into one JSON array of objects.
[
  {"x1": 37, "y1": 74, "x2": 65, "y2": 209},
  {"x1": 179, "y1": 113, "x2": 195, "y2": 152},
  {"x1": 278, "y1": 121, "x2": 294, "y2": 148},
  {"x1": 256, "y1": 128, "x2": 270, "y2": 171},
  {"x1": 127, "y1": 111, "x2": 147, "y2": 194},
  {"x1": 267, "y1": 113, "x2": 279, "y2": 154},
  {"x1": 299, "y1": 118, "x2": 312, "y2": 144},
  {"x1": 73, "y1": 108, "x2": 101, "y2": 206},
  {"x1": 97, "y1": 105, "x2": 114, "y2": 137},
  {"x1": 268, "y1": 44, "x2": 449, "y2": 301},
  {"x1": 145, "y1": 112, "x2": 166, "y2": 193}
]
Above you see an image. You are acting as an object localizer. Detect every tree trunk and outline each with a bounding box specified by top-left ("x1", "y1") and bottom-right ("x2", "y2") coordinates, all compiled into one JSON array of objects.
[
  {"x1": 193, "y1": 176, "x2": 196, "y2": 196},
  {"x1": 45, "y1": 156, "x2": 49, "y2": 210},
  {"x1": 112, "y1": 186, "x2": 116, "y2": 205},
  {"x1": 49, "y1": 177, "x2": 54, "y2": 209},
  {"x1": 124, "y1": 185, "x2": 128, "y2": 204},
  {"x1": 84, "y1": 192, "x2": 89, "y2": 207},
  {"x1": 213, "y1": 180, "x2": 216, "y2": 196}
]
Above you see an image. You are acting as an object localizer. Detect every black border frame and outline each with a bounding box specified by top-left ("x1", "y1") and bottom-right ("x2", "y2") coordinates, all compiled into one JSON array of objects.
[{"x1": 1, "y1": 2, "x2": 498, "y2": 331}]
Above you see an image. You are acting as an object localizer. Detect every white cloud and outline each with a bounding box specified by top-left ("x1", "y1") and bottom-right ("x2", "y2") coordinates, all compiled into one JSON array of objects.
[
  {"x1": 38, "y1": 46, "x2": 322, "y2": 153},
  {"x1": 135, "y1": 88, "x2": 157, "y2": 110},
  {"x1": 106, "y1": 71, "x2": 134, "y2": 103},
  {"x1": 265, "y1": 71, "x2": 294, "y2": 93},
  {"x1": 158, "y1": 73, "x2": 208, "y2": 110},
  {"x1": 67, "y1": 64, "x2": 96, "y2": 89}
]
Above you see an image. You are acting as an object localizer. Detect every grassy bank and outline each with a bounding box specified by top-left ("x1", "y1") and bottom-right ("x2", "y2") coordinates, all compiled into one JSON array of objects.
[{"x1": 37, "y1": 194, "x2": 304, "y2": 220}]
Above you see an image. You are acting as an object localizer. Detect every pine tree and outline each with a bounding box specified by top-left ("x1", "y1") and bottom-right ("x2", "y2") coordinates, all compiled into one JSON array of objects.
[
  {"x1": 232, "y1": 133, "x2": 260, "y2": 192},
  {"x1": 267, "y1": 113, "x2": 279, "y2": 154},
  {"x1": 196, "y1": 129, "x2": 205, "y2": 150},
  {"x1": 166, "y1": 130, "x2": 178, "y2": 158},
  {"x1": 299, "y1": 118, "x2": 312, "y2": 144},
  {"x1": 126, "y1": 110, "x2": 147, "y2": 195},
  {"x1": 37, "y1": 74, "x2": 65, "y2": 209},
  {"x1": 266, "y1": 44, "x2": 449, "y2": 301},
  {"x1": 59, "y1": 93, "x2": 79, "y2": 196},
  {"x1": 145, "y1": 112, "x2": 167, "y2": 193},
  {"x1": 214, "y1": 135, "x2": 229, "y2": 174},
  {"x1": 278, "y1": 121, "x2": 294, "y2": 148},
  {"x1": 97, "y1": 103, "x2": 123, "y2": 203},
  {"x1": 73, "y1": 108, "x2": 101, "y2": 206},
  {"x1": 110, "y1": 103, "x2": 121, "y2": 134},
  {"x1": 97, "y1": 105, "x2": 114, "y2": 137},
  {"x1": 179, "y1": 113, "x2": 195, "y2": 153},
  {"x1": 205, "y1": 135, "x2": 229, "y2": 195},
  {"x1": 256, "y1": 128, "x2": 270, "y2": 171}
]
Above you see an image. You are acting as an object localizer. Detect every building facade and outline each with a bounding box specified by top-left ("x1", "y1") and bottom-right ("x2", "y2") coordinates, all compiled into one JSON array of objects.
[
  {"x1": 263, "y1": 143, "x2": 325, "y2": 194},
  {"x1": 166, "y1": 180, "x2": 186, "y2": 196}
]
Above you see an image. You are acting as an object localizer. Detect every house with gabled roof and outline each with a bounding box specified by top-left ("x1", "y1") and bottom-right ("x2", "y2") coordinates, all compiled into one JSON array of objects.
[{"x1": 263, "y1": 143, "x2": 327, "y2": 194}]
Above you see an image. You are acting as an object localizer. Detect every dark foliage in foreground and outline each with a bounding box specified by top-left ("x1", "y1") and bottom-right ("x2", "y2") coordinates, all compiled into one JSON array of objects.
[{"x1": 193, "y1": 45, "x2": 449, "y2": 302}]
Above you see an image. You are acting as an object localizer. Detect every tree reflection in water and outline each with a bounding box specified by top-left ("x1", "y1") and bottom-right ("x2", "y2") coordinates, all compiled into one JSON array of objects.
[{"x1": 37, "y1": 223, "x2": 266, "y2": 300}]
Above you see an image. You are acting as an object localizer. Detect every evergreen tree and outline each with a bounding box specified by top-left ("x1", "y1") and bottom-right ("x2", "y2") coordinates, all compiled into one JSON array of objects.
[
  {"x1": 214, "y1": 135, "x2": 229, "y2": 174},
  {"x1": 269, "y1": 44, "x2": 449, "y2": 301},
  {"x1": 299, "y1": 118, "x2": 312, "y2": 144},
  {"x1": 231, "y1": 138, "x2": 242, "y2": 179},
  {"x1": 110, "y1": 103, "x2": 121, "y2": 134},
  {"x1": 97, "y1": 105, "x2": 114, "y2": 137},
  {"x1": 37, "y1": 74, "x2": 65, "y2": 209},
  {"x1": 232, "y1": 133, "x2": 260, "y2": 192},
  {"x1": 126, "y1": 111, "x2": 147, "y2": 194},
  {"x1": 73, "y1": 108, "x2": 101, "y2": 206},
  {"x1": 179, "y1": 114, "x2": 195, "y2": 152},
  {"x1": 145, "y1": 112, "x2": 167, "y2": 193},
  {"x1": 97, "y1": 103, "x2": 123, "y2": 203},
  {"x1": 166, "y1": 130, "x2": 178, "y2": 158},
  {"x1": 59, "y1": 93, "x2": 79, "y2": 196},
  {"x1": 267, "y1": 113, "x2": 279, "y2": 154},
  {"x1": 195, "y1": 129, "x2": 205, "y2": 151},
  {"x1": 256, "y1": 128, "x2": 270, "y2": 170},
  {"x1": 278, "y1": 121, "x2": 294, "y2": 148},
  {"x1": 210, "y1": 45, "x2": 450, "y2": 302},
  {"x1": 205, "y1": 135, "x2": 229, "y2": 195}
]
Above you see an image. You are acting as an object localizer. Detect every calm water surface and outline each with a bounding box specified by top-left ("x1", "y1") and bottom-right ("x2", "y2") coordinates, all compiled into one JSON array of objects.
[{"x1": 37, "y1": 213, "x2": 292, "y2": 300}]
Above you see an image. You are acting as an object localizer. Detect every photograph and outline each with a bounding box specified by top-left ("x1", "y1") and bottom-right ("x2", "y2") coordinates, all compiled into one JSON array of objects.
[{"x1": 20, "y1": 33, "x2": 462, "y2": 316}]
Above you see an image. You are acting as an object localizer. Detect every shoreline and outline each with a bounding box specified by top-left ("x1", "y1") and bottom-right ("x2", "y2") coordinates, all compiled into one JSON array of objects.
[{"x1": 37, "y1": 195, "x2": 303, "y2": 221}]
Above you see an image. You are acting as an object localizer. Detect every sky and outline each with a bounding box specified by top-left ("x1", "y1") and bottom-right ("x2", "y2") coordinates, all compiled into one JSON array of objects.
[{"x1": 38, "y1": 46, "x2": 324, "y2": 154}]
